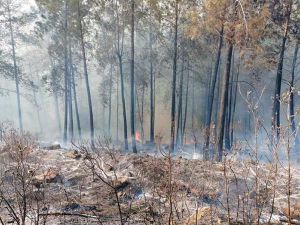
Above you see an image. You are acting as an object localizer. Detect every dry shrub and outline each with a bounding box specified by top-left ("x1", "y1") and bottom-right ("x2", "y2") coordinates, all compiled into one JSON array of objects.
[{"x1": 0, "y1": 129, "x2": 47, "y2": 225}]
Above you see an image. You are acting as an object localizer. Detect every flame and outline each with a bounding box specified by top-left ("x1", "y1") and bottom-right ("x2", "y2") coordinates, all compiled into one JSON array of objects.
[{"x1": 135, "y1": 131, "x2": 142, "y2": 143}]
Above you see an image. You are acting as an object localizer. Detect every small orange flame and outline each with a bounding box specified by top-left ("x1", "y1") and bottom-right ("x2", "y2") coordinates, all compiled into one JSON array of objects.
[{"x1": 135, "y1": 131, "x2": 142, "y2": 143}]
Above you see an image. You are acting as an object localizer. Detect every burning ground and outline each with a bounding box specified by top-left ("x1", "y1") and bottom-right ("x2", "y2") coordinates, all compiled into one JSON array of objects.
[{"x1": 0, "y1": 134, "x2": 300, "y2": 224}]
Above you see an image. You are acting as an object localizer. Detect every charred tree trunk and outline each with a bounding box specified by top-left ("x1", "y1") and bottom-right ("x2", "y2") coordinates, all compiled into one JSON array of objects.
[
  {"x1": 114, "y1": 0, "x2": 128, "y2": 150},
  {"x1": 216, "y1": 44, "x2": 234, "y2": 162},
  {"x1": 8, "y1": 4, "x2": 23, "y2": 133},
  {"x1": 118, "y1": 54, "x2": 128, "y2": 150},
  {"x1": 170, "y1": 0, "x2": 179, "y2": 153},
  {"x1": 289, "y1": 40, "x2": 299, "y2": 137},
  {"x1": 130, "y1": 0, "x2": 137, "y2": 153},
  {"x1": 203, "y1": 26, "x2": 224, "y2": 160},
  {"x1": 176, "y1": 57, "x2": 184, "y2": 148},
  {"x1": 272, "y1": 8, "x2": 291, "y2": 140},
  {"x1": 78, "y1": 1, "x2": 95, "y2": 147},
  {"x1": 182, "y1": 59, "x2": 190, "y2": 145},
  {"x1": 225, "y1": 51, "x2": 234, "y2": 150},
  {"x1": 149, "y1": 31, "x2": 155, "y2": 144}
]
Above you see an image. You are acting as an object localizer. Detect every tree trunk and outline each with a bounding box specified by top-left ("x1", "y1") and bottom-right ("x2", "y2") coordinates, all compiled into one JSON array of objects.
[
  {"x1": 63, "y1": 0, "x2": 69, "y2": 144},
  {"x1": 182, "y1": 59, "x2": 190, "y2": 145},
  {"x1": 170, "y1": 0, "x2": 179, "y2": 153},
  {"x1": 50, "y1": 59, "x2": 62, "y2": 135},
  {"x1": 54, "y1": 91, "x2": 62, "y2": 135},
  {"x1": 149, "y1": 31, "x2": 155, "y2": 144},
  {"x1": 8, "y1": 4, "x2": 23, "y2": 133},
  {"x1": 289, "y1": 39, "x2": 299, "y2": 137},
  {"x1": 118, "y1": 55, "x2": 129, "y2": 150},
  {"x1": 78, "y1": 1, "x2": 95, "y2": 147},
  {"x1": 203, "y1": 25, "x2": 224, "y2": 160},
  {"x1": 272, "y1": 10, "x2": 291, "y2": 140},
  {"x1": 176, "y1": 57, "x2": 184, "y2": 148},
  {"x1": 216, "y1": 44, "x2": 234, "y2": 162},
  {"x1": 231, "y1": 55, "x2": 240, "y2": 146},
  {"x1": 116, "y1": 73, "x2": 120, "y2": 143},
  {"x1": 130, "y1": 0, "x2": 137, "y2": 153},
  {"x1": 68, "y1": 50, "x2": 74, "y2": 141},
  {"x1": 108, "y1": 63, "x2": 113, "y2": 136},
  {"x1": 69, "y1": 45, "x2": 81, "y2": 139},
  {"x1": 141, "y1": 85, "x2": 145, "y2": 143},
  {"x1": 225, "y1": 51, "x2": 234, "y2": 150}
]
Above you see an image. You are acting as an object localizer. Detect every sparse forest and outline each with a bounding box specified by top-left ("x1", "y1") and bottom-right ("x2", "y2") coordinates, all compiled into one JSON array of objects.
[{"x1": 0, "y1": 0, "x2": 300, "y2": 224}]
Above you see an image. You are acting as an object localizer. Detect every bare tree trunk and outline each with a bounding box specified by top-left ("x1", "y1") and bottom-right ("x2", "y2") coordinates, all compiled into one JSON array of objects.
[
  {"x1": 50, "y1": 59, "x2": 62, "y2": 135},
  {"x1": 225, "y1": 51, "x2": 234, "y2": 150},
  {"x1": 118, "y1": 55, "x2": 128, "y2": 150},
  {"x1": 114, "y1": 0, "x2": 128, "y2": 150},
  {"x1": 141, "y1": 85, "x2": 145, "y2": 143},
  {"x1": 231, "y1": 55, "x2": 240, "y2": 146},
  {"x1": 8, "y1": 3, "x2": 23, "y2": 133},
  {"x1": 289, "y1": 39, "x2": 299, "y2": 137},
  {"x1": 216, "y1": 44, "x2": 234, "y2": 162},
  {"x1": 68, "y1": 50, "x2": 74, "y2": 141},
  {"x1": 203, "y1": 25, "x2": 224, "y2": 160},
  {"x1": 78, "y1": 1, "x2": 95, "y2": 147},
  {"x1": 182, "y1": 58, "x2": 190, "y2": 145},
  {"x1": 108, "y1": 63, "x2": 113, "y2": 136},
  {"x1": 116, "y1": 73, "x2": 120, "y2": 143},
  {"x1": 130, "y1": 0, "x2": 137, "y2": 153},
  {"x1": 63, "y1": 0, "x2": 69, "y2": 144},
  {"x1": 170, "y1": 0, "x2": 179, "y2": 154},
  {"x1": 69, "y1": 45, "x2": 81, "y2": 139},
  {"x1": 272, "y1": 9, "x2": 291, "y2": 140},
  {"x1": 149, "y1": 31, "x2": 155, "y2": 144},
  {"x1": 176, "y1": 57, "x2": 184, "y2": 148},
  {"x1": 54, "y1": 91, "x2": 62, "y2": 134}
]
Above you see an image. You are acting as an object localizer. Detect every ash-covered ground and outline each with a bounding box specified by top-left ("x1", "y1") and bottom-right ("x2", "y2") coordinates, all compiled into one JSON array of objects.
[{"x1": 0, "y1": 138, "x2": 300, "y2": 225}]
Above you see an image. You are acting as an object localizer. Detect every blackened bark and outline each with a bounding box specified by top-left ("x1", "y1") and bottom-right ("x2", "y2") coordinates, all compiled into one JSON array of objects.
[
  {"x1": 203, "y1": 26, "x2": 224, "y2": 160},
  {"x1": 118, "y1": 55, "x2": 128, "y2": 150},
  {"x1": 272, "y1": 8, "x2": 291, "y2": 140},
  {"x1": 149, "y1": 31, "x2": 155, "y2": 143},
  {"x1": 170, "y1": 0, "x2": 179, "y2": 153},
  {"x1": 216, "y1": 44, "x2": 234, "y2": 162},
  {"x1": 225, "y1": 51, "x2": 234, "y2": 150}
]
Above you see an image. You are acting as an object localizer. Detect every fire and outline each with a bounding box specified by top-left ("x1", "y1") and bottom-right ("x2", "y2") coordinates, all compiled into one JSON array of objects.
[{"x1": 135, "y1": 131, "x2": 142, "y2": 143}]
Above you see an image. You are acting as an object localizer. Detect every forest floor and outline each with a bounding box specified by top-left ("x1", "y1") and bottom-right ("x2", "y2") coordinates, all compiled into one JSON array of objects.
[{"x1": 0, "y1": 141, "x2": 300, "y2": 224}]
